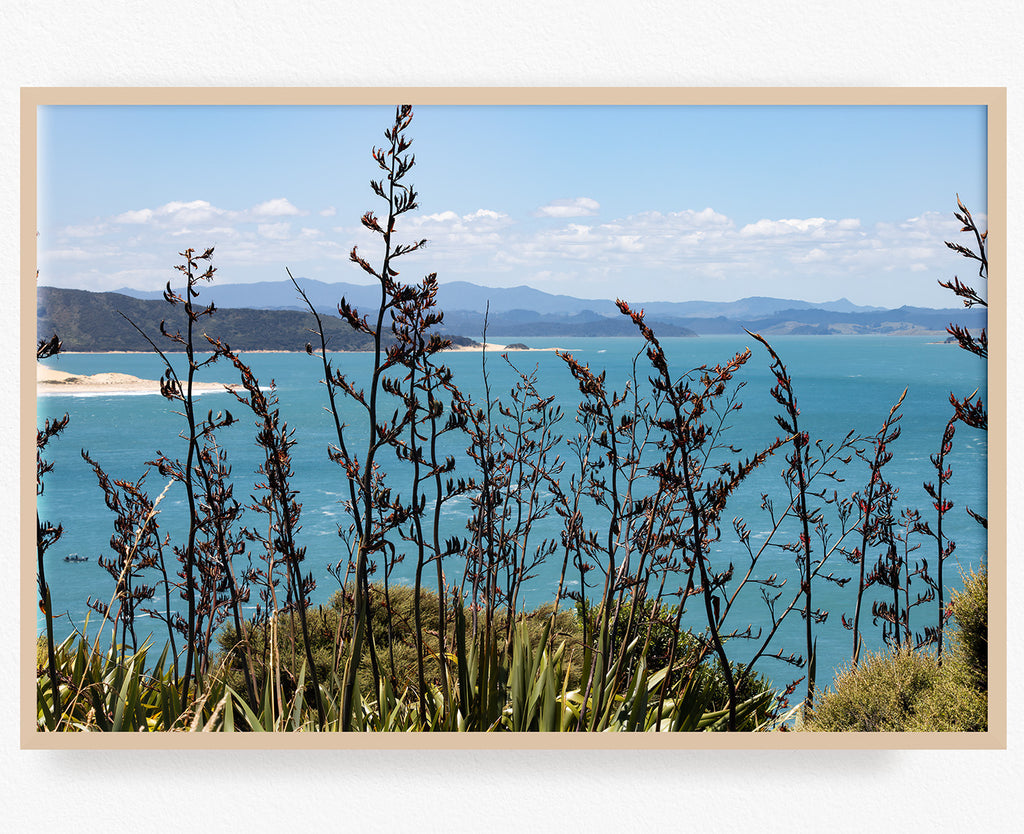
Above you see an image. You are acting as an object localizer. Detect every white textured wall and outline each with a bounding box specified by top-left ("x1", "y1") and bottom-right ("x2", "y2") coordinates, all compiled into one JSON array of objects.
[{"x1": 3, "y1": 2, "x2": 1020, "y2": 829}]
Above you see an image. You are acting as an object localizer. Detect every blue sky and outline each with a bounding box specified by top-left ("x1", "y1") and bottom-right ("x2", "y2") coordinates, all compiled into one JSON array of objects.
[{"x1": 37, "y1": 104, "x2": 987, "y2": 307}]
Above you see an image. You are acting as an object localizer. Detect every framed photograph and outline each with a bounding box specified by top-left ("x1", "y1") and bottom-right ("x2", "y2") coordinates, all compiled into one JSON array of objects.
[{"x1": 23, "y1": 87, "x2": 1005, "y2": 749}]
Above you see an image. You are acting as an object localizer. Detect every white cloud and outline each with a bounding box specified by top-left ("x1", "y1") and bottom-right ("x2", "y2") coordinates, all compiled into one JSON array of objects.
[
  {"x1": 44, "y1": 247, "x2": 94, "y2": 261},
  {"x1": 678, "y1": 207, "x2": 733, "y2": 227},
  {"x1": 401, "y1": 209, "x2": 513, "y2": 251},
  {"x1": 40, "y1": 193, "x2": 970, "y2": 306},
  {"x1": 114, "y1": 209, "x2": 153, "y2": 224},
  {"x1": 487, "y1": 205, "x2": 972, "y2": 305},
  {"x1": 513, "y1": 208, "x2": 736, "y2": 267},
  {"x1": 251, "y1": 198, "x2": 304, "y2": 217},
  {"x1": 161, "y1": 200, "x2": 221, "y2": 224},
  {"x1": 535, "y1": 197, "x2": 600, "y2": 218},
  {"x1": 874, "y1": 210, "x2": 969, "y2": 241},
  {"x1": 465, "y1": 209, "x2": 505, "y2": 221},
  {"x1": 59, "y1": 222, "x2": 110, "y2": 238},
  {"x1": 109, "y1": 199, "x2": 224, "y2": 228},
  {"x1": 205, "y1": 226, "x2": 240, "y2": 239},
  {"x1": 739, "y1": 217, "x2": 838, "y2": 237},
  {"x1": 417, "y1": 210, "x2": 460, "y2": 224},
  {"x1": 257, "y1": 222, "x2": 291, "y2": 239},
  {"x1": 790, "y1": 247, "x2": 828, "y2": 264},
  {"x1": 108, "y1": 197, "x2": 309, "y2": 231}
]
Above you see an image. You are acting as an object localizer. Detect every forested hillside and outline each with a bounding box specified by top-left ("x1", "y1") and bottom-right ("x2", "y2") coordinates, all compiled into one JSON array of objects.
[{"x1": 37, "y1": 287, "x2": 478, "y2": 352}]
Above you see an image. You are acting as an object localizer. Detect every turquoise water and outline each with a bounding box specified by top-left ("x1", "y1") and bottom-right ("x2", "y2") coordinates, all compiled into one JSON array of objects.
[{"x1": 36, "y1": 335, "x2": 988, "y2": 692}]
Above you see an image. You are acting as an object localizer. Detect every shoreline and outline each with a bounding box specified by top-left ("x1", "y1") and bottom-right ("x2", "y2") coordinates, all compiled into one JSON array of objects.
[
  {"x1": 54, "y1": 341, "x2": 562, "y2": 357},
  {"x1": 51, "y1": 330, "x2": 957, "y2": 357},
  {"x1": 37, "y1": 364, "x2": 235, "y2": 396},
  {"x1": 448, "y1": 341, "x2": 558, "y2": 353}
]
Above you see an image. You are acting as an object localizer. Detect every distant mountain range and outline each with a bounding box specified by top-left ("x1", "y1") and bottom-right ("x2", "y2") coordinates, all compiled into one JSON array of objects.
[
  {"x1": 113, "y1": 278, "x2": 887, "y2": 320},
  {"x1": 105, "y1": 278, "x2": 983, "y2": 340}
]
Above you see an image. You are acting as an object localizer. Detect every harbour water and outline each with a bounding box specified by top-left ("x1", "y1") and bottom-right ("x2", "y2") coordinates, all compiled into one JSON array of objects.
[{"x1": 36, "y1": 334, "x2": 988, "y2": 692}]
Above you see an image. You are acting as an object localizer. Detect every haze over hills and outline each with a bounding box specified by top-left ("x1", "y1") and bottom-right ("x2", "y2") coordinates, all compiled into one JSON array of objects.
[
  {"x1": 112, "y1": 279, "x2": 887, "y2": 320},
  {"x1": 105, "y1": 278, "x2": 982, "y2": 339}
]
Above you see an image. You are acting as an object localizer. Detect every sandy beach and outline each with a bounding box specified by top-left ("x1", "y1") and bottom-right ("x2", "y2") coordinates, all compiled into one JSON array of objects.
[
  {"x1": 449, "y1": 341, "x2": 506, "y2": 352},
  {"x1": 447, "y1": 341, "x2": 559, "y2": 353},
  {"x1": 37, "y1": 363, "x2": 234, "y2": 395}
]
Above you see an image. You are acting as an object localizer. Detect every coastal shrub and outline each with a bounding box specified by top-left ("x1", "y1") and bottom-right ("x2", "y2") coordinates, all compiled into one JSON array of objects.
[
  {"x1": 217, "y1": 586, "x2": 587, "y2": 703},
  {"x1": 214, "y1": 584, "x2": 780, "y2": 727},
  {"x1": 215, "y1": 605, "x2": 339, "y2": 707},
  {"x1": 805, "y1": 648, "x2": 983, "y2": 732},
  {"x1": 577, "y1": 597, "x2": 776, "y2": 720},
  {"x1": 807, "y1": 563, "x2": 988, "y2": 732},
  {"x1": 949, "y1": 564, "x2": 987, "y2": 688}
]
